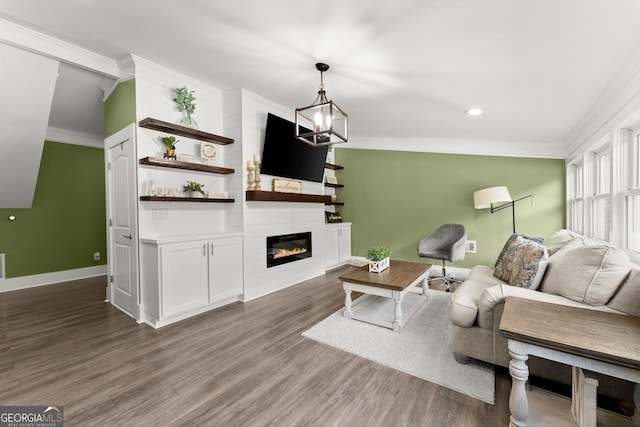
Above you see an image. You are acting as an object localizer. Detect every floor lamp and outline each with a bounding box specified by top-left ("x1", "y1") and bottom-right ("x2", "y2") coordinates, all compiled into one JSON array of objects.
[{"x1": 473, "y1": 186, "x2": 534, "y2": 233}]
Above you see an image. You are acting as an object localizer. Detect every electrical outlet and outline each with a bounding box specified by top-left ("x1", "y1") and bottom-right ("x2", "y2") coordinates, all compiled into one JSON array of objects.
[
  {"x1": 152, "y1": 208, "x2": 169, "y2": 220},
  {"x1": 465, "y1": 240, "x2": 477, "y2": 253},
  {"x1": 93, "y1": 252, "x2": 101, "y2": 261}
]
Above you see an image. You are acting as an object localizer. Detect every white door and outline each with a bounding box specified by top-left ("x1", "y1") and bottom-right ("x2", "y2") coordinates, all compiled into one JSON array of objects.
[{"x1": 106, "y1": 125, "x2": 139, "y2": 319}]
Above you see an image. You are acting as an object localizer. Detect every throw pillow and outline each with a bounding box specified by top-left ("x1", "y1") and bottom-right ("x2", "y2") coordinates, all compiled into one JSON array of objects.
[
  {"x1": 493, "y1": 234, "x2": 549, "y2": 289},
  {"x1": 541, "y1": 245, "x2": 631, "y2": 306},
  {"x1": 495, "y1": 233, "x2": 544, "y2": 269}
]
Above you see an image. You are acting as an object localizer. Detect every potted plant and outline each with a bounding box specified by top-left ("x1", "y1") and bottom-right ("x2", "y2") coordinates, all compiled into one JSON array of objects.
[
  {"x1": 183, "y1": 181, "x2": 205, "y2": 198},
  {"x1": 161, "y1": 136, "x2": 179, "y2": 159},
  {"x1": 366, "y1": 246, "x2": 391, "y2": 273},
  {"x1": 174, "y1": 86, "x2": 197, "y2": 129}
]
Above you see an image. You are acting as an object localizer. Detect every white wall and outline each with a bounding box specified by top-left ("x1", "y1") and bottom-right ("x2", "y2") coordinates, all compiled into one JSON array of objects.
[
  {"x1": 131, "y1": 56, "x2": 231, "y2": 238},
  {"x1": 224, "y1": 89, "x2": 328, "y2": 301}
]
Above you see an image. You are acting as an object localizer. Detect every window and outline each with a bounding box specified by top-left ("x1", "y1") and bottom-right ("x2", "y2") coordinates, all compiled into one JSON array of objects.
[
  {"x1": 625, "y1": 129, "x2": 640, "y2": 252},
  {"x1": 591, "y1": 146, "x2": 611, "y2": 242},
  {"x1": 568, "y1": 161, "x2": 583, "y2": 234}
]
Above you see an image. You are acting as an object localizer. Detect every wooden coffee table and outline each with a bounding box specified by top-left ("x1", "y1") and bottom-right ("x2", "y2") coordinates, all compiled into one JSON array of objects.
[{"x1": 339, "y1": 260, "x2": 431, "y2": 333}]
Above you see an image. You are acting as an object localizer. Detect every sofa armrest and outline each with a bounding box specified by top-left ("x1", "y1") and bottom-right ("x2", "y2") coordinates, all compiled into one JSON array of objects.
[
  {"x1": 448, "y1": 280, "x2": 495, "y2": 327},
  {"x1": 476, "y1": 284, "x2": 623, "y2": 329}
]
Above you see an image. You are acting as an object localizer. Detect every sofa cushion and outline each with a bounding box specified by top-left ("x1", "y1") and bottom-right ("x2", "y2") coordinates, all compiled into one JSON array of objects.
[
  {"x1": 541, "y1": 245, "x2": 631, "y2": 306},
  {"x1": 467, "y1": 265, "x2": 509, "y2": 285},
  {"x1": 448, "y1": 280, "x2": 495, "y2": 327},
  {"x1": 493, "y1": 234, "x2": 549, "y2": 290},
  {"x1": 606, "y1": 269, "x2": 640, "y2": 316}
]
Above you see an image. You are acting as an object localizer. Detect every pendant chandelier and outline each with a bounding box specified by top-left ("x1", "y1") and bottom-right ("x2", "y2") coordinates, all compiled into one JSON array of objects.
[{"x1": 295, "y1": 63, "x2": 348, "y2": 147}]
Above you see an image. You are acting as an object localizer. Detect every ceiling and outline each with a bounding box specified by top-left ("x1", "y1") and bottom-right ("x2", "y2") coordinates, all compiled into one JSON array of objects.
[{"x1": 3, "y1": 0, "x2": 640, "y2": 152}]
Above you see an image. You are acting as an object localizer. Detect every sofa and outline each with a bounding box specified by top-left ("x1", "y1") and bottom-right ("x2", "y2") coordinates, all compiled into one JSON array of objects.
[{"x1": 448, "y1": 229, "x2": 640, "y2": 402}]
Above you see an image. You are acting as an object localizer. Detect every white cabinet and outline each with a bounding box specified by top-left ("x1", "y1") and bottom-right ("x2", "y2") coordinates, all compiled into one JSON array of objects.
[
  {"x1": 325, "y1": 223, "x2": 352, "y2": 270},
  {"x1": 208, "y1": 236, "x2": 243, "y2": 301},
  {"x1": 160, "y1": 241, "x2": 210, "y2": 318},
  {"x1": 141, "y1": 235, "x2": 243, "y2": 328}
]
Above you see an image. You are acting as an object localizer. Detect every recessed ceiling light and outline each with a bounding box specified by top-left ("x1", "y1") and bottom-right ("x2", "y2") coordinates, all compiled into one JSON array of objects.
[{"x1": 465, "y1": 108, "x2": 483, "y2": 116}]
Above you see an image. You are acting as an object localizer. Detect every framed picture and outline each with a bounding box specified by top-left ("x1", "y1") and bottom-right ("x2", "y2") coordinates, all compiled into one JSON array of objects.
[
  {"x1": 273, "y1": 178, "x2": 302, "y2": 194},
  {"x1": 200, "y1": 142, "x2": 217, "y2": 161},
  {"x1": 325, "y1": 211, "x2": 343, "y2": 223},
  {"x1": 325, "y1": 176, "x2": 338, "y2": 184}
]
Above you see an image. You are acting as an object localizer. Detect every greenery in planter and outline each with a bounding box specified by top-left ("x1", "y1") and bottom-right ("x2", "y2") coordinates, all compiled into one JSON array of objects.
[
  {"x1": 366, "y1": 246, "x2": 391, "y2": 261},
  {"x1": 161, "y1": 136, "x2": 179, "y2": 150},
  {"x1": 183, "y1": 181, "x2": 205, "y2": 195}
]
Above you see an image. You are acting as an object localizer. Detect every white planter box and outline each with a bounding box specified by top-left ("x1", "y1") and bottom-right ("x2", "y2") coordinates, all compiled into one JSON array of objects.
[{"x1": 368, "y1": 257, "x2": 390, "y2": 273}]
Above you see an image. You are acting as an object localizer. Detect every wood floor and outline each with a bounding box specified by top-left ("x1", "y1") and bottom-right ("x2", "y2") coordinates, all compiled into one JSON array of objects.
[{"x1": 2, "y1": 266, "x2": 616, "y2": 426}]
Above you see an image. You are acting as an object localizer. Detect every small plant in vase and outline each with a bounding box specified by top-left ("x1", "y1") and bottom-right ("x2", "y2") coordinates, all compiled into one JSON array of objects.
[
  {"x1": 183, "y1": 181, "x2": 205, "y2": 198},
  {"x1": 174, "y1": 86, "x2": 197, "y2": 129},
  {"x1": 161, "y1": 136, "x2": 179, "y2": 159},
  {"x1": 366, "y1": 246, "x2": 391, "y2": 273}
]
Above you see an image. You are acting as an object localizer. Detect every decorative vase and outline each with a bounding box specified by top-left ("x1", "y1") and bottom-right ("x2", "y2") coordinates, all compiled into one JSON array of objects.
[
  {"x1": 190, "y1": 191, "x2": 203, "y2": 198},
  {"x1": 368, "y1": 257, "x2": 390, "y2": 273},
  {"x1": 164, "y1": 149, "x2": 176, "y2": 160},
  {"x1": 180, "y1": 114, "x2": 198, "y2": 129}
]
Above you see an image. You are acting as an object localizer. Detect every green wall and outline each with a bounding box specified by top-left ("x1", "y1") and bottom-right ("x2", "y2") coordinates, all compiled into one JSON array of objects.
[
  {"x1": 105, "y1": 78, "x2": 136, "y2": 137},
  {"x1": 0, "y1": 141, "x2": 107, "y2": 278},
  {"x1": 335, "y1": 148, "x2": 566, "y2": 268}
]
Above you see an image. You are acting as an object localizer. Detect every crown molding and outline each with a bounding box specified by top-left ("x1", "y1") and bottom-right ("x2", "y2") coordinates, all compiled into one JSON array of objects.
[
  {"x1": 128, "y1": 54, "x2": 222, "y2": 100},
  {"x1": 344, "y1": 136, "x2": 566, "y2": 159},
  {"x1": 46, "y1": 127, "x2": 103, "y2": 148},
  {"x1": 0, "y1": 17, "x2": 119, "y2": 77},
  {"x1": 564, "y1": 44, "x2": 640, "y2": 148}
]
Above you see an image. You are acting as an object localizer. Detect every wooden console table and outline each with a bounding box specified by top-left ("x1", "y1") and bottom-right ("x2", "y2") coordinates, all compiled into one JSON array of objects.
[{"x1": 499, "y1": 297, "x2": 640, "y2": 427}]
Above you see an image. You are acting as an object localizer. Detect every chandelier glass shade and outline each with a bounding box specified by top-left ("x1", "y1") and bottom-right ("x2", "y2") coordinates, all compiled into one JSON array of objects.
[{"x1": 295, "y1": 63, "x2": 348, "y2": 147}]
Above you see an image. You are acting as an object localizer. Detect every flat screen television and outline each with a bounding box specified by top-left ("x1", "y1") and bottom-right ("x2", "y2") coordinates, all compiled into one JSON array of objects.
[{"x1": 260, "y1": 113, "x2": 329, "y2": 183}]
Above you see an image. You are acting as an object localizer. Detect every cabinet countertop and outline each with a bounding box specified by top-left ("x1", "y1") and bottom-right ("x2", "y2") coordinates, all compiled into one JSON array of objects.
[{"x1": 140, "y1": 232, "x2": 243, "y2": 245}]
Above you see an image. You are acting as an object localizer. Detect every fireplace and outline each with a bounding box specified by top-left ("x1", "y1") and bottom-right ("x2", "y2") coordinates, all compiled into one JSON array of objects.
[{"x1": 267, "y1": 232, "x2": 312, "y2": 268}]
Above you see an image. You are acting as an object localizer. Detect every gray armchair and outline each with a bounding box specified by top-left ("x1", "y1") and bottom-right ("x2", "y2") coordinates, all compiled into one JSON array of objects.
[{"x1": 417, "y1": 224, "x2": 467, "y2": 291}]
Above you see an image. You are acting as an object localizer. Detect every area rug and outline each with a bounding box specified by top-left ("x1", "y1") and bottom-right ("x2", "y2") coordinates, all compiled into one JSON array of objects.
[{"x1": 302, "y1": 290, "x2": 495, "y2": 404}]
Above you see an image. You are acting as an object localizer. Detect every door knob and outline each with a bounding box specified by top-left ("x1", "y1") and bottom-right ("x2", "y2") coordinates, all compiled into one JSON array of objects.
[{"x1": 123, "y1": 234, "x2": 132, "y2": 240}]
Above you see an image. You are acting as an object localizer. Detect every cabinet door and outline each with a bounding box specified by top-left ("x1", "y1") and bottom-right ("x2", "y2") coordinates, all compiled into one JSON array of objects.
[
  {"x1": 160, "y1": 241, "x2": 209, "y2": 317},
  {"x1": 325, "y1": 226, "x2": 340, "y2": 269},
  {"x1": 209, "y1": 236, "x2": 243, "y2": 301},
  {"x1": 338, "y1": 225, "x2": 352, "y2": 263}
]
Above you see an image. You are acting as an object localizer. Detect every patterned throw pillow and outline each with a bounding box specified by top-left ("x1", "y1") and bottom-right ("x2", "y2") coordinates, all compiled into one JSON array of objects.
[
  {"x1": 494, "y1": 233, "x2": 544, "y2": 269},
  {"x1": 493, "y1": 234, "x2": 549, "y2": 289}
]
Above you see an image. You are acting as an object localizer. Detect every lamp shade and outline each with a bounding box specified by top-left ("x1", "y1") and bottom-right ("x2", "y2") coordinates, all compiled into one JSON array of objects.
[{"x1": 474, "y1": 186, "x2": 512, "y2": 209}]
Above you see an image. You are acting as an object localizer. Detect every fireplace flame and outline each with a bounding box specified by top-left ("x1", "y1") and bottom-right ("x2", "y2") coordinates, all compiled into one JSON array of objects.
[{"x1": 273, "y1": 247, "x2": 307, "y2": 259}]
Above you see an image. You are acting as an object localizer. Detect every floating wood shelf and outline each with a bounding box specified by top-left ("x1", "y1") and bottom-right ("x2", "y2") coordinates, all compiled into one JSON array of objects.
[
  {"x1": 138, "y1": 117, "x2": 234, "y2": 145},
  {"x1": 139, "y1": 157, "x2": 234, "y2": 174},
  {"x1": 325, "y1": 202, "x2": 345, "y2": 206},
  {"x1": 325, "y1": 163, "x2": 344, "y2": 170},
  {"x1": 140, "y1": 196, "x2": 235, "y2": 203},
  {"x1": 246, "y1": 190, "x2": 332, "y2": 204},
  {"x1": 324, "y1": 182, "x2": 344, "y2": 188}
]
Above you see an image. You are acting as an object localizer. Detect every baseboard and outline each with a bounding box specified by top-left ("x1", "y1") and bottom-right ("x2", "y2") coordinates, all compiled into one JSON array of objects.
[{"x1": 0, "y1": 265, "x2": 108, "y2": 292}]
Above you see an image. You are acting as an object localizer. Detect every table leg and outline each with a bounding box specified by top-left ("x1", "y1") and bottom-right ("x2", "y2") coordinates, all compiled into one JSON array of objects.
[
  {"x1": 343, "y1": 285, "x2": 352, "y2": 319},
  {"x1": 508, "y1": 345, "x2": 530, "y2": 427},
  {"x1": 392, "y1": 291, "x2": 403, "y2": 333},
  {"x1": 422, "y1": 275, "x2": 429, "y2": 300},
  {"x1": 632, "y1": 383, "x2": 640, "y2": 427}
]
